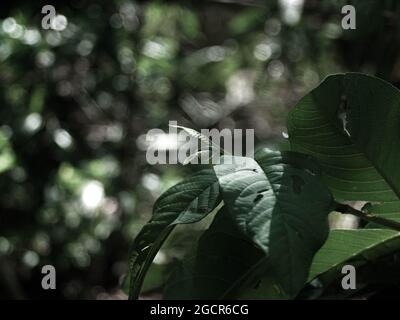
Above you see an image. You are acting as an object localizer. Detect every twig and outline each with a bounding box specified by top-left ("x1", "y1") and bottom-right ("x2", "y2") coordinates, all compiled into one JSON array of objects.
[{"x1": 335, "y1": 202, "x2": 400, "y2": 232}]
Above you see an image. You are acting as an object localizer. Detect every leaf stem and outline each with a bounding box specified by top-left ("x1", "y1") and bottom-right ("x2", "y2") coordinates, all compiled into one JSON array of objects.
[{"x1": 334, "y1": 203, "x2": 400, "y2": 231}]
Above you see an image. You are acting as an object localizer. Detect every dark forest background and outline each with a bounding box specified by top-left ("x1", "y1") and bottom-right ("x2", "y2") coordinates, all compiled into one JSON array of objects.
[{"x1": 1, "y1": 0, "x2": 400, "y2": 299}]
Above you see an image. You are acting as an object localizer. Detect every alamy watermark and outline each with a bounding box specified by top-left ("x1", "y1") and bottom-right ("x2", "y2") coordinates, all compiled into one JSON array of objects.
[
  {"x1": 341, "y1": 264, "x2": 356, "y2": 290},
  {"x1": 41, "y1": 5, "x2": 68, "y2": 31},
  {"x1": 341, "y1": 5, "x2": 356, "y2": 30},
  {"x1": 144, "y1": 121, "x2": 254, "y2": 165},
  {"x1": 41, "y1": 265, "x2": 56, "y2": 290}
]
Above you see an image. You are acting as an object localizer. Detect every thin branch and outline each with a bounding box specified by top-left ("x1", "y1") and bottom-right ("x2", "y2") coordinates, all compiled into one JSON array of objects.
[{"x1": 335, "y1": 202, "x2": 400, "y2": 232}]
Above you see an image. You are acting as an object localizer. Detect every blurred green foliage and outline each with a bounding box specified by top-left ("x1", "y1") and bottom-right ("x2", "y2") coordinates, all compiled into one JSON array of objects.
[{"x1": 1, "y1": 0, "x2": 400, "y2": 299}]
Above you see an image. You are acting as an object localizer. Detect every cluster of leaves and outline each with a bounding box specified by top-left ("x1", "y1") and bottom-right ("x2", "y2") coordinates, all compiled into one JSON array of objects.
[{"x1": 129, "y1": 73, "x2": 400, "y2": 299}]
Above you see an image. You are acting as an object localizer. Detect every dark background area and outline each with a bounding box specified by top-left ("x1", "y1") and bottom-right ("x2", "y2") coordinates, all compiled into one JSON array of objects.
[{"x1": 1, "y1": 0, "x2": 400, "y2": 299}]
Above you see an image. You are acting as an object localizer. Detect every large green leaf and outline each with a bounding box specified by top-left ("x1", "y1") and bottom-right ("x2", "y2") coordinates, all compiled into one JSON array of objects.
[
  {"x1": 287, "y1": 73, "x2": 400, "y2": 220},
  {"x1": 128, "y1": 169, "x2": 221, "y2": 299},
  {"x1": 163, "y1": 206, "x2": 265, "y2": 299},
  {"x1": 308, "y1": 229, "x2": 400, "y2": 284},
  {"x1": 213, "y1": 149, "x2": 333, "y2": 296}
]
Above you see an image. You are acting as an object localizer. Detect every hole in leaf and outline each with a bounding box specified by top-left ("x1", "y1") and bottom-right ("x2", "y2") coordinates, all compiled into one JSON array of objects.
[
  {"x1": 337, "y1": 94, "x2": 350, "y2": 137},
  {"x1": 254, "y1": 194, "x2": 263, "y2": 203}
]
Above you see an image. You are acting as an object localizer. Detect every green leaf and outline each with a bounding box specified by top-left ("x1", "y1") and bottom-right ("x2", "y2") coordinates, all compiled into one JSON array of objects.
[
  {"x1": 213, "y1": 149, "x2": 333, "y2": 296},
  {"x1": 287, "y1": 73, "x2": 400, "y2": 220},
  {"x1": 164, "y1": 206, "x2": 264, "y2": 299},
  {"x1": 308, "y1": 229, "x2": 400, "y2": 284},
  {"x1": 128, "y1": 169, "x2": 221, "y2": 299}
]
